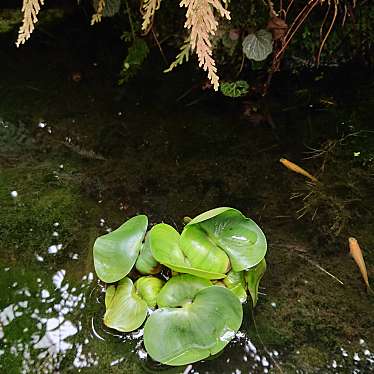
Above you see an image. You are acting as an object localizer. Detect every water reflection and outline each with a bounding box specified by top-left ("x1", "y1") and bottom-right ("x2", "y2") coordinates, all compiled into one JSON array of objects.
[{"x1": 1, "y1": 263, "x2": 373, "y2": 373}]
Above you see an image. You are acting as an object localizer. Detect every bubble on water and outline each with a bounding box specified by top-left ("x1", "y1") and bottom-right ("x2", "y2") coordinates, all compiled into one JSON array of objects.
[
  {"x1": 52, "y1": 231, "x2": 59, "y2": 237},
  {"x1": 38, "y1": 121, "x2": 46, "y2": 128},
  {"x1": 48, "y1": 244, "x2": 63, "y2": 254},
  {"x1": 41, "y1": 290, "x2": 50, "y2": 299},
  {"x1": 261, "y1": 356, "x2": 269, "y2": 367},
  {"x1": 271, "y1": 302, "x2": 277, "y2": 308},
  {"x1": 35, "y1": 254, "x2": 44, "y2": 262},
  {"x1": 53, "y1": 270, "x2": 66, "y2": 289},
  {"x1": 10, "y1": 191, "x2": 18, "y2": 198},
  {"x1": 359, "y1": 339, "x2": 365, "y2": 345},
  {"x1": 353, "y1": 352, "x2": 360, "y2": 362},
  {"x1": 364, "y1": 349, "x2": 371, "y2": 356},
  {"x1": 53, "y1": 222, "x2": 60, "y2": 227}
]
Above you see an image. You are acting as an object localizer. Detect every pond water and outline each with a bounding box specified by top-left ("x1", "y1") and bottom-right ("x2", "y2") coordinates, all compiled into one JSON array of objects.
[{"x1": 0, "y1": 19, "x2": 374, "y2": 374}]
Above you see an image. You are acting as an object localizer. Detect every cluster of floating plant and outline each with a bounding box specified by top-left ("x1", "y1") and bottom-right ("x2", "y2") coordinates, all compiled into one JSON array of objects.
[{"x1": 93, "y1": 207, "x2": 267, "y2": 365}]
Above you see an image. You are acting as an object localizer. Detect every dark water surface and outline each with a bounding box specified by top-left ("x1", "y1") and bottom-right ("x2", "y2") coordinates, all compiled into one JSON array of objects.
[{"x1": 1, "y1": 19, "x2": 374, "y2": 374}]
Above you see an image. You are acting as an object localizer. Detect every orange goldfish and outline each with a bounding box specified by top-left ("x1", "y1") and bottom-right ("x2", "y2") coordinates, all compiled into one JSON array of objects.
[
  {"x1": 349, "y1": 237, "x2": 372, "y2": 293},
  {"x1": 279, "y1": 158, "x2": 318, "y2": 182}
]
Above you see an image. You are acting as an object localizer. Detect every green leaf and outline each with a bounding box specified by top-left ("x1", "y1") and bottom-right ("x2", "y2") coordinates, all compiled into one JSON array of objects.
[
  {"x1": 188, "y1": 208, "x2": 267, "y2": 272},
  {"x1": 245, "y1": 258, "x2": 267, "y2": 306},
  {"x1": 135, "y1": 233, "x2": 161, "y2": 274},
  {"x1": 180, "y1": 225, "x2": 230, "y2": 275},
  {"x1": 149, "y1": 224, "x2": 226, "y2": 279},
  {"x1": 134, "y1": 276, "x2": 164, "y2": 308},
  {"x1": 220, "y1": 81, "x2": 250, "y2": 98},
  {"x1": 242, "y1": 29, "x2": 273, "y2": 62},
  {"x1": 157, "y1": 274, "x2": 212, "y2": 307},
  {"x1": 93, "y1": 215, "x2": 148, "y2": 283},
  {"x1": 104, "y1": 278, "x2": 148, "y2": 332},
  {"x1": 186, "y1": 207, "x2": 232, "y2": 225},
  {"x1": 144, "y1": 286, "x2": 243, "y2": 365},
  {"x1": 105, "y1": 285, "x2": 116, "y2": 308},
  {"x1": 223, "y1": 270, "x2": 247, "y2": 303},
  {"x1": 229, "y1": 284, "x2": 247, "y2": 303}
]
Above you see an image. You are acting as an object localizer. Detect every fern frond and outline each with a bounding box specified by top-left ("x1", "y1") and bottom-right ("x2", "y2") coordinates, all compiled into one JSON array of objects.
[
  {"x1": 91, "y1": 0, "x2": 106, "y2": 25},
  {"x1": 16, "y1": 0, "x2": 45, "y2": 47},
  {"x1": 141, "y1": 0, "x2": 161, "y2": 34},
  {"x1": 180, "y1": 0, "x2": 230, "y2": 90},
  {"x1": 164, "y1": 38, "x2": 191, "y2": 73}
]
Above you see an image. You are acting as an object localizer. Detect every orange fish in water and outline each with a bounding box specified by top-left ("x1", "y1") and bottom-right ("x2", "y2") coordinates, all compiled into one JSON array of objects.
[
  {"x1": 349, "y1": 237, "x2": 372, "y2": 293},
  {"x1": 279, "y1": 158, "x2": 318, "y2": 182}
]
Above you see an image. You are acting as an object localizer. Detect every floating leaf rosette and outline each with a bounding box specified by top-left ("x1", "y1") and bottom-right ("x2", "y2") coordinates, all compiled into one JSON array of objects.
[{"x1": 92, "y1": 207, "x2": 267, "y2": 366}]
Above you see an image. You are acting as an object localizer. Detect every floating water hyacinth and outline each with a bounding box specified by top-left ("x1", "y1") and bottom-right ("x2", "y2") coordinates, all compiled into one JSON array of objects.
[{"x1": 92, "y1": 207, "x2": 267, "y2": 365}]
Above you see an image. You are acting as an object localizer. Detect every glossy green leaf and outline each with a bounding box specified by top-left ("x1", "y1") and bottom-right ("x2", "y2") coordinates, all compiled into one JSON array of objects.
[
  {"x1": 180, "y1": 225, "x2": 230, "y2": 275},
  {"x1": 242, "y1": 29, "x2": 273, "y2": 61},
  {"x1": 223, "y1": 270, "x2": 247, "y2": 303},
  {"x1": 135, "y1": 276, "x2": 164, "y2": 308},
  {"x1": 93, "y1": 215, "x2": 148, "y2": 283},
  {"x1": 186, "y1": 207, "x2": 232, "y2": 225},
  {"x1": 189, "y1": 208, "x2": 267, "y2": 272},
  {"x1": 149, "y1": 224, "x2": 226, "y2": 279},
  {"x1": 229, "y1": 284, "x2": 247, "y2": 303},
  {"x1": 135, "y1": 233, "x2": 161, "y2": 275},
  {"x1": 223, "y1": 269, "x2": 245, "y2": 288},
  {"x1": 157, "y1": 274, "x2": 212, "y2": 307},
  {"x1": 245, "y1": 258, "x2": 267, "y2": 306},
  {"x1": 105, "y1": 285, "x2": 116, "y2": 308},
  {"x1": 103, "y1": 277, "x2": 148, "y2": 332},
  {"x1": 144, "y1": 286, "x2": 243, "y2": 365}
]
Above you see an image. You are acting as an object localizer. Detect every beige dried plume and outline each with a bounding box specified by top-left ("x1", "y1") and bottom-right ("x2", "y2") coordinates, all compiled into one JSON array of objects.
[
  {"x1": 180, "y1": 0, "x2": 230, "y2": 90},
  {"x1": 91, "y1": 0, "x2": 106, "y2": 25},
  {"x1": 141, "y1": 0, "x2": 161, "y2": 34},
  {"x1": 16, "y1": 0, "x2": 45, "y2": 47}
]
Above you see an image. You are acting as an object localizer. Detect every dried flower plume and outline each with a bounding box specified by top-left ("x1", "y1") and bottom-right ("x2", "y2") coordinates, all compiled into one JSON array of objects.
[
  {"x1": 141, "y1": 0, "x2": 161, "y2": 34},
  {"x1": 91, "y1": 0, "x2": 106, "y2": 25},
  {"x1": 16, "y1": 0, "x2": 45, "y2": 47},
  {"x1": 180, "y1": 0, "x2": 230, "y2": 90}
]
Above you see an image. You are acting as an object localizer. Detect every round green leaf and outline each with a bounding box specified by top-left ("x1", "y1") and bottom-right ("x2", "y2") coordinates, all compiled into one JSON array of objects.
[
  {"x1": 135, "y1": 276, "x2": 164, "y2": 308},
  {"x1": 242, "y1": 29, "x2": 273, "y2": 61},
  {"x1": 149, "y1": 224, "x2": 226, "y2": 279},
  {"x1": 157, "y1": 274, "x2": 212, "y2": 308},
  {"x1": 180, "y1": 225, "x2": 230, "y2": 275},
  {"x1": 245, "y1": 258, "x2": 267, "y2": 306},
  {"x1": 93, "y1": 215, "x2": 148, "y2": 283},
  {"x1": 188, "y1": 208, "x2": 267, "y2": 272},
  {"x1": 144, "y1": 286, "x2": 243, "y2": 365},
  {"x1": 104, "y1": 277, "x2": 148, "y2": 332},
  {"x1": 135, "y1": 233, "x2": 161, "y2": 275}
]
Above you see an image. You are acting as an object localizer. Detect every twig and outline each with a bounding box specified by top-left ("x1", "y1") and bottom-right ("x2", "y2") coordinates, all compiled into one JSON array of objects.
[
  {"x1": 152, "y1": 28, "x2": 168, "y2": 66},
  {"x1": 316, "y1": 0, "x2": 338, "y2": 65}
]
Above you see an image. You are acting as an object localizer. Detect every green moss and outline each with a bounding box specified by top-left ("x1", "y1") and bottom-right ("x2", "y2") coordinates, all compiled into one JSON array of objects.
[{"x1": 0, "y1": 162, "x2": 83, "y2": 257}]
